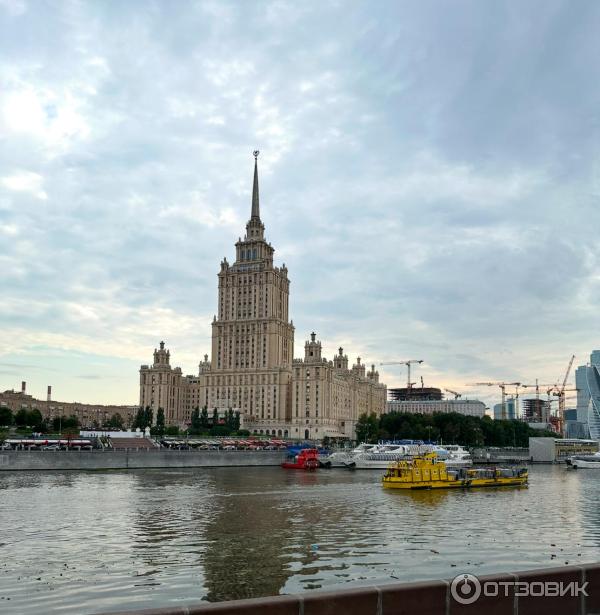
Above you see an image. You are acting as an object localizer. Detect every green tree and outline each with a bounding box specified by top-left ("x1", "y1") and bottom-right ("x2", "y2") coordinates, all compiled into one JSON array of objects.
[
  {"x1": 0, "y1": 407, "x2": 13, "y2": 426},
  {"x1": 155, "y1": 408, "x2": 165, "y2": 436},
  {"x1": 212, "y1": 408, "x2": 219, "y2": 426},
  {"x1": 62, "y1": 415, "x2": 79, "y2": 430},
  {"x1": 164, "y1": 425, "x2": 180, "y2": 436},
  {"x1": 210, "y1": 425, "x2": 229, "y2": 437},
  {"x1": 355, "y1": 412, "x2": 379, "y2": 443},
  {"x1": 107, "y1": 413, "x2": 124, "y2": 430},
  {"x1": 189, "y1": 408, "x2": 202, "y2": 435},
  {"x1": 132, "y1": 407, "x2": 145, "y2": 430},
  {"x1": 28, "y1": 409, "x2": 44, "y2": 431},
  {"x1": 14, "y1": 408, "x2": 28, "y2": 427},
  {"x1": 144, "y1": 407, "x2": 153, "y2": 429},
  {"x1": 200, "y1": 407, "x2": 209, "y2": 429}
]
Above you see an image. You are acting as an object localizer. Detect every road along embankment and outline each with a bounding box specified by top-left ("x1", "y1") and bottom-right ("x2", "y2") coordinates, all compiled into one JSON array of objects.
[{"x1": 0, "y1": 449, "x2": 286, "y2": 471}]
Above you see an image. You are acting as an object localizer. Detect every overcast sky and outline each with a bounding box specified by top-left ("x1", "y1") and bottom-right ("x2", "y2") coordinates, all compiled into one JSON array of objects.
[{"x1": 1, "y1": 0, "x2": 599, "y2": 409}]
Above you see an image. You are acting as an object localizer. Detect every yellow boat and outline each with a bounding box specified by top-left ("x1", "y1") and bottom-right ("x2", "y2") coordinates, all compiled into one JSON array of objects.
[{"x1": 382, "y1": 452, "x2": 528, "y2": 490}]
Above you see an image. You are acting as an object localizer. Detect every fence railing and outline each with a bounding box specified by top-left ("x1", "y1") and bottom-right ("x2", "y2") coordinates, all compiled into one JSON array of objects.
[{"x1": 92, "y1": 563, "x2": 600, "y2": 615}]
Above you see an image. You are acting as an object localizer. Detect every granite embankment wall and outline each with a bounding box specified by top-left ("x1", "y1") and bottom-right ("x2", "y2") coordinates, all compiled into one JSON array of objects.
[
  {"x1": 96, "y1": 564, "x2": 600, "y2": 615},
  {"x1": 0, "y1": 450, "x2": 286, "y2": 471}
]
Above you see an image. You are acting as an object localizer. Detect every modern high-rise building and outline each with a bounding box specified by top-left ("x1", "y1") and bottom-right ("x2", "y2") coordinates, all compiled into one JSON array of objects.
[
  {"x1": 493, "y1": 397, "x2": 517, "y2": 420},
  {"x1": 574, "y1": 351, "x2": 600, "y2": 440},
  {"x1": 139, "y1": 154, "x2": 387, "y2": 439}
]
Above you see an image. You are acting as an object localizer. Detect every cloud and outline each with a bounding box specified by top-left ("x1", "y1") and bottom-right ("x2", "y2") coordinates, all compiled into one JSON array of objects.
[
  {"x1": 1, "y1": 170, "x2": 47, "y2": 199},
  {"x1": 0, "y1": 0, "x2": 598, "y2": 409}
]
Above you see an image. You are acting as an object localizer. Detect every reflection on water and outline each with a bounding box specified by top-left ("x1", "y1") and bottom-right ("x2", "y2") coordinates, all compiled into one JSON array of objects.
[{"x1": 0, "y1": 465, "x2": 599, "y2": 613}]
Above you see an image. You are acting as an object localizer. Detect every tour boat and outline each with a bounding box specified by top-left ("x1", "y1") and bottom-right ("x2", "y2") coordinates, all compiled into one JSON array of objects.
[
  {"x1": 281, "y1": 448, "x2": 319, "y2": 470},
  {"x1": 442, "y1": 444, "x2": 473, "y2": 468},
  {"x1": 322, "y1": 441, "x2": 472, "y2": 470},
  {"x1": 566, "y1": 451, "x2": 600, "y2": 469},
  {"x1": 382, "y1": 452, "x2": 528, "y2": 490}
]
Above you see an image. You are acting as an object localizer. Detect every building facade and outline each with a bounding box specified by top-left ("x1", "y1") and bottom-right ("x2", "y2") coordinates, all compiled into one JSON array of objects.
[
  {"x1": 139, "y1": 154, "x2": 387, "y2": 439},
  {"x1": 386, "y1": 399, "x2": 486, "y2": 417}
]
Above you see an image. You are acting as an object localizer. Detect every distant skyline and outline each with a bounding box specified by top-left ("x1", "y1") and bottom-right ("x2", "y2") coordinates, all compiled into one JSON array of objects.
[{"x1": 1, "y1": 0, "x2": 599, "y2": 409}]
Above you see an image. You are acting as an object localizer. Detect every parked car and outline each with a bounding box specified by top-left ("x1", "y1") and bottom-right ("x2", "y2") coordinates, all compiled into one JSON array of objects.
[{"x1": 42, "y1": 444, "x2": 60, "y2": 451}]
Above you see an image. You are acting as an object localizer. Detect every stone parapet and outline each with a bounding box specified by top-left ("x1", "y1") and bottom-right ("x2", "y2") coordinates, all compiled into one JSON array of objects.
[{"x1": 93, "y1": 564, "x2": 600, "y2": 615}]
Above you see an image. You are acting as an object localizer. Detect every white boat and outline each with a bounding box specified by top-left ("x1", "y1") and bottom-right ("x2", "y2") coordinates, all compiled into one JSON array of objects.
[
  {"x1": 321, "y1": 441, "x2": 473, "y2": 470},
  {"x1": 442, "y1": 444, "x2": 473, "y2": 468},
  {"x1": 343, "y1": 443, "x2": 417, "y2": 469},
  {"x1": 320, "y1": 443, "x2": 377, "y2": 468},
  {"x1": 567, "y1": 451, "x2": 600, "y2": 469}
]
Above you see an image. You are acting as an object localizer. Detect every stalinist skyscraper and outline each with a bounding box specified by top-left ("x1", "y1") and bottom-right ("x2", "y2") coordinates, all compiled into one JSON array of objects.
[
  {"x1": 207, "y1": 151, "x2": 294, "y2": 423},
  {"x1": 140, "y1": 152, "x2": 386, "y2": 439}
]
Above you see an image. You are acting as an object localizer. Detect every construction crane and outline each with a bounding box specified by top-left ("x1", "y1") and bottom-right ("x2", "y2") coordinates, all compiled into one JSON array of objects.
[
  {"x1": 466, "y1": 382, "x2": 521, "y2": 420},
  {"x1": 521, "y1": 381, "x2": 557, "y2": 400},
  {"x1": 380, "y1": 360, "x2": 424, "y2": 398},
  {"x1": 551, "y1": 355, "x2": 576, "y2": 434},
  {"x1": 444, "y1": 388, "x2": 462, "y2": 400}
]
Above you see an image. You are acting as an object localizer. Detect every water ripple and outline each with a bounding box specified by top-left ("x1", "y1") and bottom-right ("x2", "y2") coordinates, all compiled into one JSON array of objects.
[{"x1": 0, "y1": 466, "x2": 598, "y2": 613}]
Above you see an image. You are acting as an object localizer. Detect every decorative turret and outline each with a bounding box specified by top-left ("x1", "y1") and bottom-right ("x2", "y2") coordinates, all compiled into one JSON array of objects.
[
  {"x1": 198, "y1": 353, "x2": 211, "y2": 375},
  {"x1": 368, "y1": 363, "x2": 380, "y2": 383},
  {"x1": 352, "y1": 356, "x2": 366, "y2": 378},
  {"x1": 334, "y1": 346, "x2": 349, "y2": 371},
  {"x1": 153, "y1": 341, "x2": 170, "y2": 367},
  {"x1": 304, "y1": 331, "x2": 322, "y2": 362}
]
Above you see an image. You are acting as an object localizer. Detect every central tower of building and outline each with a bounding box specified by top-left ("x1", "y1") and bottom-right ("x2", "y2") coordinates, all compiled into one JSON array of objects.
[{"x1": 203, "y1": 152, "x2": 294, "y2": 429}]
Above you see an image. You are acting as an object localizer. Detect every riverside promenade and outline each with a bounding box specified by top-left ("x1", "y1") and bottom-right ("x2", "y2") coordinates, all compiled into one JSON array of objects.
[
  {"x1": 0, "y1": 449, "x2": 285, "y2": 471},
  {"x1": 95, "y1": 563, "x2": 600, "y2": 615}
]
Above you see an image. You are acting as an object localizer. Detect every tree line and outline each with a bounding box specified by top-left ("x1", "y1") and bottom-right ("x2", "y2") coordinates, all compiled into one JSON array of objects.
[
  {"x1": 131, "y1": 406, "x2": 245, "y2": 437},
  {"x1": 0, "y1": 406, "x2": 124, "y2": 432},
  {"x1": 356, "y1": 411, "x2": 559, "y2": 448}
]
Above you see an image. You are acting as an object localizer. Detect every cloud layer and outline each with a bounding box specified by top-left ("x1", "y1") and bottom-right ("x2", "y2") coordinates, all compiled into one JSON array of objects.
[{"x1": 1, "y1": 0, "x2": 599, "y2": 407}]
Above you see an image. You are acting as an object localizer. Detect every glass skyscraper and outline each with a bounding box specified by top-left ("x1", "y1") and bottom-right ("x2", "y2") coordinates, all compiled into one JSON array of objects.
[{"x1": 576, "y1": 352, "x2": 600, "y2": 440}]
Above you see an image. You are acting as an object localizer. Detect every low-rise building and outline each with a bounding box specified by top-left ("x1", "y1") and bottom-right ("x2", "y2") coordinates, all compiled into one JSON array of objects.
[
  {"x1": 0, "y1": 384, "x2": 137, "y2": 428},
  {"x1": 529, "y1": 437, "x2": 599, "y2": 462},
  {"x1": 386, "y1": 399, "x2": 486, "y2": 417}
]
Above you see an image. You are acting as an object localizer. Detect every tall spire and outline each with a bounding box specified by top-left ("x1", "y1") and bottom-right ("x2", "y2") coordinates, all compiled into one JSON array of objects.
[{"x1": 251, "y1": 150, "x2": 260, "y2": 220}]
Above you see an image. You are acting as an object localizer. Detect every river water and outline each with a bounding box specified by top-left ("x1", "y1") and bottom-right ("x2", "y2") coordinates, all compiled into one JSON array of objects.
[{"x1": 0, "y1": 465, "x2": 599, "y2": 614}]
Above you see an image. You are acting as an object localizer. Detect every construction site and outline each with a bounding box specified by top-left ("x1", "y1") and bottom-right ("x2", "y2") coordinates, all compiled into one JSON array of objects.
[{"x1": 383, "y1": 354, "x2": 583, "y2": 437}]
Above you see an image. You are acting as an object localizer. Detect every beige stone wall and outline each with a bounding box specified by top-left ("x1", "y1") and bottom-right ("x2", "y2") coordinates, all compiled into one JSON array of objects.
[{"x1": 286, "y1": 336, "x2": 387, "y2": 439}]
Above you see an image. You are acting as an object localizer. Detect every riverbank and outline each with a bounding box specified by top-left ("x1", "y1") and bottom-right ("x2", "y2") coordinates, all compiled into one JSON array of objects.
[{"x1": 0, "y1": 449, "x2": 286, "y2": 471}]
